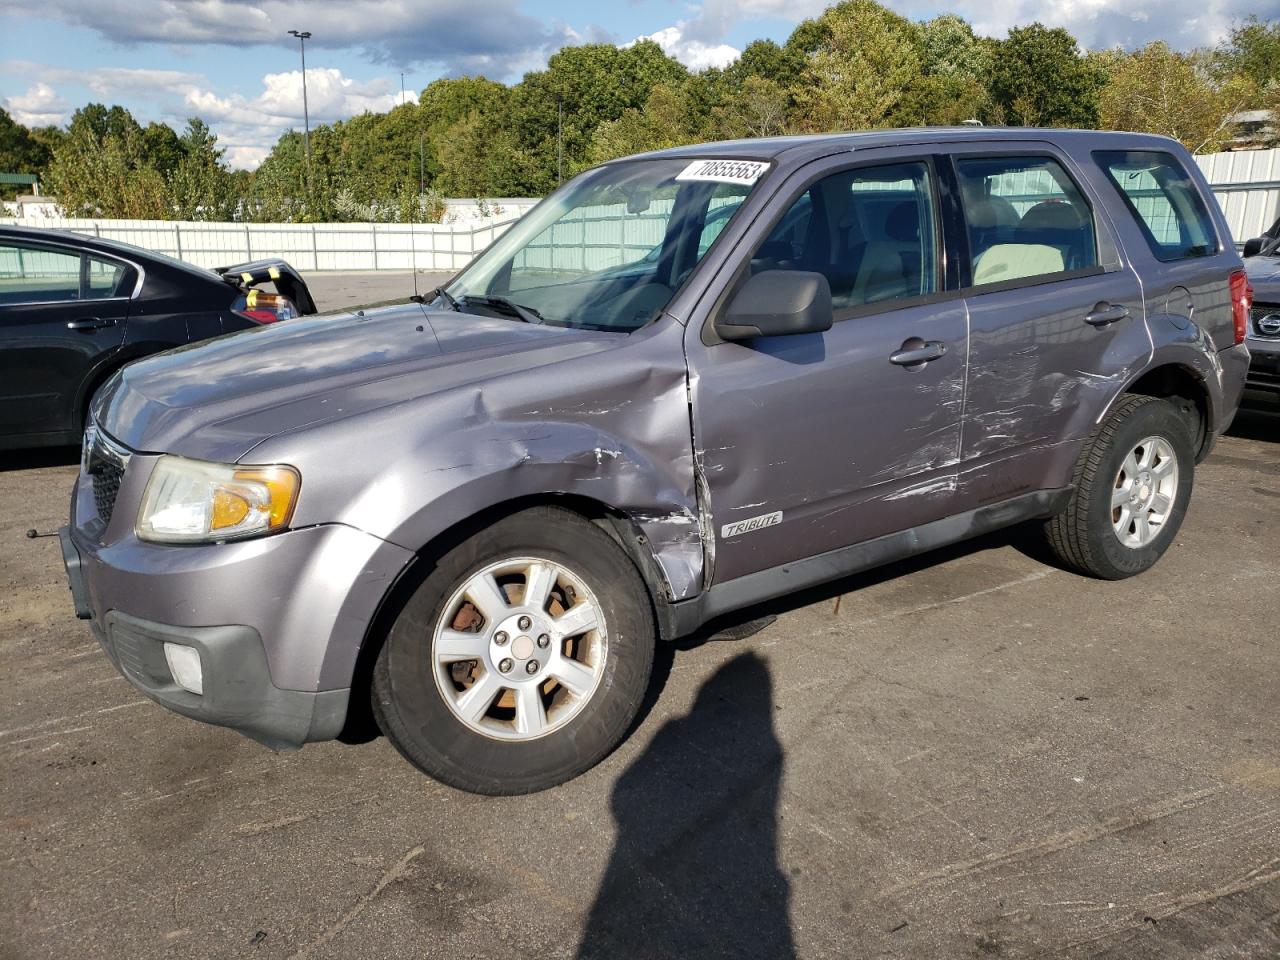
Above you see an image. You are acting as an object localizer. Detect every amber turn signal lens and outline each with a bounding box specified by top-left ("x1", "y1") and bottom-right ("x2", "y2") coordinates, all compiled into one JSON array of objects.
[{"x1": 233, "y1": 465, "x2": 301, "y2": 530}]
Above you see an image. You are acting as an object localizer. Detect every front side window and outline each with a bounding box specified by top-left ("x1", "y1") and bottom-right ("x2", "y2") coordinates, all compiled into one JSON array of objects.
[
  {"x1": 751, "y1": 161, "x2": 938, "y2": 312},
  {"x1": 956, "y1": 155, "x2": 1098, "y2": 288},
  {"x1": 448, "y1": 158, "x2": 767, "y2": 331},
  {"x1": 1094, "y1": 150, "x2": 1219, "y2": 262},
  {"x1": 0, "y1": 243, "x2": 81, "y2": 305}
]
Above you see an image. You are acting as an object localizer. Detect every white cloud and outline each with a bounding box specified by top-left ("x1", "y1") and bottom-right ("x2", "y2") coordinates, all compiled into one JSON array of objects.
[
  {"x1": 4, "y1": 82, "x2": 70, "y2": 126},
  {"x1": 671, "y1": 0, "x2": 1263, "y2": 52},
  {"x1": 1, "y1": 61, "x2": 404, "y2": 170},
  {"x1": 631, "y1": 26, "x2": 741, "y2": 71},
  {"x1": 8, "y1": 0, "x2": 570, "y2": 76}
]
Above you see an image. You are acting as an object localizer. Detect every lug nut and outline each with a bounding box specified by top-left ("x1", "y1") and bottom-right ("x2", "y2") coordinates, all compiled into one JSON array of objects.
[
  {"x1": 536, "y1": 634, "x2": 550, "y2": 649},
  {"x1": 494, "y1": 631, "x2": 508, "y2": 645},
  {"x1": 498, "y1": 658, "x2": 514, "y2": 674},
  {"x1": 518, "y1": 615, "x2": 532, "y2": 631},
  {"x1": 525, "y1": 660, "x2": 539, "y2": 674}
]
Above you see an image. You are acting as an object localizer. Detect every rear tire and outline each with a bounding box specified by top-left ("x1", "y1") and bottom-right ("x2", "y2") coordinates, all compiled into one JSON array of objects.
[
  {"x1": 1044, "y1": 394, "x2": 1194, "y2": 580},
  {"x1": 372, "y1": 506, "x2": 655, "y2": 795}
]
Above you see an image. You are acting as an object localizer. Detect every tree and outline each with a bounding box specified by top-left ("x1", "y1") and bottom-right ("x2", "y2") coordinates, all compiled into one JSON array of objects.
[
  {"x1": 511, "y1": 40, "x2": 689, "y2": 191},
  {"x1": 988, "y1": 24, "x2": 1105, "y2": 127},
  {"x1": 904, "y1": 15, "x2": 996, "y2": 124},
  {"x1": 1099, "y1": 42, "x2": 1249, "y2": 152},
  {"x1": 590, "y1": 83, "x2": 696, "y2": 163},
  {"x1": 710, "y1": 76, "x2": 791, "y2": 138},
  {"x1": 1215, "y1": 16, "x2": 1280, "y2": 91},
  {"x1": 790, "y1": 0, "x2": 924, "y2": 132},
  {"x1": 0, "y1": 108, "x2": 55, "y2": 198},
  {"x1": 168, "y1": 118, "x2": 233, "y2": 219},
  {"x1": 45, "y1": 104, "x2": 169, "y2": 217}
]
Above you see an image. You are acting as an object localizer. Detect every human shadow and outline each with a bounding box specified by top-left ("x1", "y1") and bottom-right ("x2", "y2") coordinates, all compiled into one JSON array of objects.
[{"x1": 577, "y1": 652, "x2": 794, "y2": 960}]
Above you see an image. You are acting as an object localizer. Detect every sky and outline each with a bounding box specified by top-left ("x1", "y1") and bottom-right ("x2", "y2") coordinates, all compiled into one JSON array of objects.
[{"x1": 1, "y1": 0, "x2": 1274, "y2": 170}]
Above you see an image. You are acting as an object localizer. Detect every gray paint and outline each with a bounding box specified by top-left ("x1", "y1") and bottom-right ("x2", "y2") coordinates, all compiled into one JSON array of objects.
[{"x1": 67, "y1": 128, "x2": 1250, "y2": 747}]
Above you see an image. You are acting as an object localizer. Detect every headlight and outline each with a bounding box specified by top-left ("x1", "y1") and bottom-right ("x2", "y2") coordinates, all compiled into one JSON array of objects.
[{"x1": 137, "y1": 456, "x2": 300, "y2": 544}]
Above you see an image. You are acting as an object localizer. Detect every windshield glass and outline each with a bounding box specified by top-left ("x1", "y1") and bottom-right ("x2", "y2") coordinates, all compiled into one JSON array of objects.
[{"x1": 443, "y1": 157, "x2": 768, "y2": 331}]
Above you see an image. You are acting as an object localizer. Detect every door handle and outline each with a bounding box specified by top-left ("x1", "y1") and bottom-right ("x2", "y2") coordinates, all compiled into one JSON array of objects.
[
  {"x1": 66, "y1": 317, "x2": 118, "y2": 332},
  {"x1": 889, "y1": 339, "x2": 947, "y2": 366},
  {"x1": 1084, "y1": 303, "x2": 1130, "y2": 326}
]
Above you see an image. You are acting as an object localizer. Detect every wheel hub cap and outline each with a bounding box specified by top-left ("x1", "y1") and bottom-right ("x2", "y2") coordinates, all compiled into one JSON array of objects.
[
  {"x1": 1112, "y1": 436, "x2": 1178, "y2": 549},
  {"x1": 432, "y1": 557, "x2": 607, "y2": 741}
]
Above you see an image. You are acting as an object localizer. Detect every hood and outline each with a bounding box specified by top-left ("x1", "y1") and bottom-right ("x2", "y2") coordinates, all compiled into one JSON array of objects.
[
  {"x1": 1246, "y1": 255, "x2": 1280, "y2": 300},
  {"x1": 95, "y1": 303, "x2": 620, "y2": 462}
]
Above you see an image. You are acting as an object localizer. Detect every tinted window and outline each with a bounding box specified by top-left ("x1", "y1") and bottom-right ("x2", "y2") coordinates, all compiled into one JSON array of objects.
[
  {"x1": 956, "y1": 155, "x2": 1098, "y2": 288},
  {"x1": 1095, "y1": 150, "x2": 1219, "y2": 262},
  {"x1": 0, "y1": 244, "x2": 81, "y2": 304},
  {"x1": 86, "y1": 255, "x2": 131, "y2": 298},
  {"x1": 753, "y1": 161, "x2": 937, "y2": 311}
]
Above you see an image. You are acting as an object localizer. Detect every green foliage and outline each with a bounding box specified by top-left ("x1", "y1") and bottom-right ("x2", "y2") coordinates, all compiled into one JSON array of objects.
[
  {"x1": 988, "y1": 24, "x2": 1106, "y2": 127},
  {"x1": 0, "y1": 107, "x2": 55, "y2": 198},
  {"x1": 790, "y1": 0, "x2": 924, "y2": 131},
  {"x1": 9, "y1": 4, "x2": 1277, "y2": 218},
  {"x1": 1099, "y1": 42, "x2": 1247, "y2": 152}
]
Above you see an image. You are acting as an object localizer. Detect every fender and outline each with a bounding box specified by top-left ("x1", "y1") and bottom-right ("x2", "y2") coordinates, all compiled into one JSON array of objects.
[{"x1": 1089, "y1": 319, "x2": 1226, "y2": 441}]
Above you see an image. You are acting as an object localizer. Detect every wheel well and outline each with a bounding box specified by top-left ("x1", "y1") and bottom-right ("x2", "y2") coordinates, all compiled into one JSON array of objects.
[
  {"x1": 1124, "y1": 365, "x2": 1212, "y2": 461},
  {"x1": 337, "y1": 493, "x2": 677, "y2": 744}
]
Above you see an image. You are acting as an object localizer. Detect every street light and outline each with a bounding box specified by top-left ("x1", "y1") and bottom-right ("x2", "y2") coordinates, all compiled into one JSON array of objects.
[{"x1": 287, "y1": 29, "x2": 312, "y2": 171}]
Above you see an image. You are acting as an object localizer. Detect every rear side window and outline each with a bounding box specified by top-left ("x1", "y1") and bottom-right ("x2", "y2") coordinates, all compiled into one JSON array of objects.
[
  {"x1": 955, "y1": 155, "x2": 1098, "y2": 288},
  {"x1": 1094, "y1": 150, "x2": 1219, "y2": 262},
  {"x1": 86, "y1": 255, "x2": 132, "y2": 298}
]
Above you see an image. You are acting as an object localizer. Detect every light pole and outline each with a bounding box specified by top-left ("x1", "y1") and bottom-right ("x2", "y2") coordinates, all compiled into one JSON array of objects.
[{"x1": 287, "y1": 29, "x2": 312, "y2": 173}]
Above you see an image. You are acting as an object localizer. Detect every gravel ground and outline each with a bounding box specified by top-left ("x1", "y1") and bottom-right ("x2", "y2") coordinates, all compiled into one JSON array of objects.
[{"x1": 1, "y1": 380, "x2": 1278, "y2": 957}]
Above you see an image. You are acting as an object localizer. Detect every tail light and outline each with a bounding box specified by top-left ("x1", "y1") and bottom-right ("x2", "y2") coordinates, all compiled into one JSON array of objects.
[
  {"x1": 1230, "y1": 269, "x2": 1252, "y2": 345},
  {"x1": 232, "y1": 289, "x2": 299, "y2": 325}
]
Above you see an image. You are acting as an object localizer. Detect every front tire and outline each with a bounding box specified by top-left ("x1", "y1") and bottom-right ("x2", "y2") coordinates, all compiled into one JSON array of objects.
[
  {"x1": 1044, "y1": 394, "x2": 1194, "y2": 580},
  {"x1": 372, "y1": 507, "x2": 655, "y2": 795}
]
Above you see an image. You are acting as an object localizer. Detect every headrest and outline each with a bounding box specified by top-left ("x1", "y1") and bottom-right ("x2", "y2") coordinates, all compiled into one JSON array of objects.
[
  {"x1": 965, "y1": 194, "x2": 1020, "y2": 230},
  {"x1": 1019, "y1": 200, "x2": 1084, "y2": 232}
]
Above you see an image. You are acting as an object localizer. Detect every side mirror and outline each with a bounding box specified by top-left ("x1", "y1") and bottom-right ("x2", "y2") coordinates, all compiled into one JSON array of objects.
[
  {"x1": 716, "y1": 270, "x2": 833, "y2": 341},
  {"x1": 1243, "y1": 237, "x2": 1264, "y2": 258}
]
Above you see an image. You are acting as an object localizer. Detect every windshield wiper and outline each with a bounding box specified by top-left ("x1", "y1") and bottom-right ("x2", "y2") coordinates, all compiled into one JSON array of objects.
[
  {"x1": 411, "y1": 286, "x2": 460, "y2": 311},
  {"x1": 460, "y1": 294, "x2": 544, "y2": 325}
]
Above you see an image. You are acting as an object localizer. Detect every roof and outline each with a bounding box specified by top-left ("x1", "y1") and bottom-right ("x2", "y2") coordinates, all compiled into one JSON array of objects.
[{"x1": 621, "y1": 127, "x2": 1183, "y2": 165}]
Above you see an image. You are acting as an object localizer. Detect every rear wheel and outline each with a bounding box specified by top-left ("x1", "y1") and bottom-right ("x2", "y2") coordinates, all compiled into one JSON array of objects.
[
  {"x1": 1044, "y1": 394, "x2": 1194, "y2": 580},
  {"x1": 372, "y1": 507, "x2": 655, "y2": 795}
]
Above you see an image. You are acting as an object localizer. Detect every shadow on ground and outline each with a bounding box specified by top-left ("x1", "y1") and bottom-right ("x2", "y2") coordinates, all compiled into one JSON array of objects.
[
  {"x1": 0, "y1": 445, "x2": 79, "y2": 473},
  {"x1": 576, "y1": 652, "x2": 794, "y2": 959},
  {"x1": 1228, "y1": 402, "x2": 1280, "y2": 442}
]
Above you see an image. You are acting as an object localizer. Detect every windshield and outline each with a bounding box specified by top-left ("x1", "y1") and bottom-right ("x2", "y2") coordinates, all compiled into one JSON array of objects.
[{"x1": 443, "y1": 157, "x2": 768, "y2": 331}]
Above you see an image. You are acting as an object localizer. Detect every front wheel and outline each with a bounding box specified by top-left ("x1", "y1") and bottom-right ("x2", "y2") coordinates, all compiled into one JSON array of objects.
[
  {"x1": 372, "y1": 507, "x2": 655, "y2": 795},
  {"x1": 1044, "y1": 394, "x2": 1195, "y2": 580}
]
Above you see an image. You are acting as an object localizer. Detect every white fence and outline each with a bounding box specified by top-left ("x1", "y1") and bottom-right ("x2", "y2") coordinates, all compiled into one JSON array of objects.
[
  {"x1": 5, "y1": 148, "x2": 1280, "y2": 271},
  {"x1": 7, "y1": 216, "x2": 533, "y2": 273},
  {"x1": 1196, "y1": 148, "x2": 1280, "y2": 242}
]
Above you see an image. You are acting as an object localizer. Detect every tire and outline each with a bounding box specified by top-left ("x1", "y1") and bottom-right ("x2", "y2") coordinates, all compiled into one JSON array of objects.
[
  {"x1": 372, "y1": 506, "x2": 655, "y2": 795},
  {"x1": 1044, "y1": 394, "x2": 1195, "y2": 580}
]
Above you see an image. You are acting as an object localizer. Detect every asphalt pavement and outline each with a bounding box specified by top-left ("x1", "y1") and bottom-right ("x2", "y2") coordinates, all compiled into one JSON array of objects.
[{"x1": 2, "y1": 324, "x2": 1279, "y2": 958}]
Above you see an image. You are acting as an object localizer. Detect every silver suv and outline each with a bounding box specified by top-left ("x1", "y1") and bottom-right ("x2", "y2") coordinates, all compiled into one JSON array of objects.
[{"x1": 60, "y1": 129, "x2": 1251, "y2": 794}]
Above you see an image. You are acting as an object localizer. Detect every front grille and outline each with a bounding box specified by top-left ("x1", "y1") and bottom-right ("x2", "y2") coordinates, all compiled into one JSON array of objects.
[
  {"x1": 1251, "y1": 304, "x2": 1280, "y2": 339},
  {"x1": 84, "y1": 425, "x2": 131, "y2": 524}
]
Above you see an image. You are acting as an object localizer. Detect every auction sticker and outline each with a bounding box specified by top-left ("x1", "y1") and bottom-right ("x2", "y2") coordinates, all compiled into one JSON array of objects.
[{"x1": 676, "y1": 159, "x2": 769, "y2": 186}]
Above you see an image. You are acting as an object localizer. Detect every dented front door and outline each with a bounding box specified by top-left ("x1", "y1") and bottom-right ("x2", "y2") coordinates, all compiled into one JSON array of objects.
[{"x1": 686, "y1": 299, "x2": 968, "y2": 585}]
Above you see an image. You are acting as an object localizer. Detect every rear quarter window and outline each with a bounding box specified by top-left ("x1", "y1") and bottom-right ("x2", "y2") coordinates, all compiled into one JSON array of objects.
[{"x1": 1094, "y1": 150, "x2": 1220, "y2": 262}]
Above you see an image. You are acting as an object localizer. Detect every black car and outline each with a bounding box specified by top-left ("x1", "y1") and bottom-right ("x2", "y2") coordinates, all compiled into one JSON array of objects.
[
  {"x1": 1242, "y1": 216, "x2": 1280, "y2": 399},
  {"x1": 0, "y1": 225, "x2": 316, "y2": 450}
]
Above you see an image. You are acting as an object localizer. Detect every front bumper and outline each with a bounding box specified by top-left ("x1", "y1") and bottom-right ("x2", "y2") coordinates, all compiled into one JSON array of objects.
[
  {"x1": 60, "y1": 456, "x2": 414, "y2": 749},
  {"x1": 1245, "y1": 337, "x2": 1280, "y2": 395}
]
